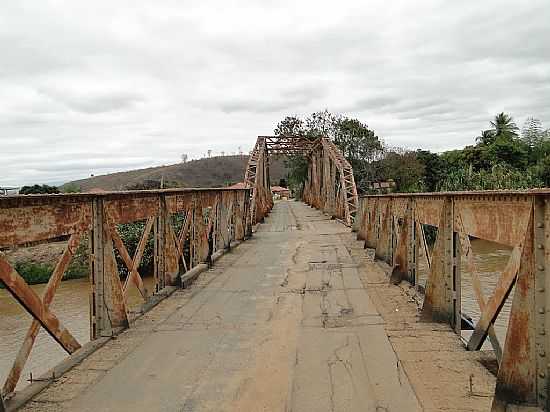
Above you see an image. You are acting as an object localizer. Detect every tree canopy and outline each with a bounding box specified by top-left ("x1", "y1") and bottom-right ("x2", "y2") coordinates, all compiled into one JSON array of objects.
[{"x1": 274, "y1": 111, "x2": 550, "y2": 195}]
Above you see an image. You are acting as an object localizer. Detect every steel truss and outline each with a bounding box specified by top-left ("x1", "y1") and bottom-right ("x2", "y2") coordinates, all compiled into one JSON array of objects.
[{"x1": 244, "y1": 136, "x2": 359, "y2": 226}]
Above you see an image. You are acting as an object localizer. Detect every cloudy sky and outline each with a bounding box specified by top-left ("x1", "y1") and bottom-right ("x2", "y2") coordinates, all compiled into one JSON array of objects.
[{"x1": 1, "y1": 0, "x2": 548, "y2": 186}]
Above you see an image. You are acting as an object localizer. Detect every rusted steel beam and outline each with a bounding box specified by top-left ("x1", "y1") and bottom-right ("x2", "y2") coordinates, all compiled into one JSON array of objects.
[
  {"x1": 0, "y1": 187, "x2": 251, "y2": 399},
  {"x1": 2, "y1": 230, "x2": 84, "y2": 394},
  {"x1": 422, "y1": 199, "x2": 455, "y2": 323},
  {"x1": 90, "y1": 197, "x2": 129, "y2": 339},
  {"x1": 108, "y1": 216, "x2": 153, "y2": 299},
  {"x1": 246, "y1": 135, "x2": 358, "y2": 227},
  {"x1": 492, "y1": 212, "x2": 537, "y2": 409},
  {"x1": 467, "y1": 244, "x2": 523, "y2": 351},
  {"x1": 0, "y1": 202, "x2": 92, "y2": 247},
  {"x1": 0, "y1": 257, "x2": 81, "y2": 353},
  {"x1": 456, "y1": 216, "x2": 503, "y2": 362},
  {"x1": 355, "y1": 191, "x2": 550, "y2": 410}
]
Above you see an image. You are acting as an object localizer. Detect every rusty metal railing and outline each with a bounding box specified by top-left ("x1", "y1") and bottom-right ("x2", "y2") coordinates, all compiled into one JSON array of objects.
[
  {"x1": 354, "y1": 190, "x2": 550, "y2": 411},
  {"x1": 0, "y1": 188, "x2": 251, "y2": 396}
]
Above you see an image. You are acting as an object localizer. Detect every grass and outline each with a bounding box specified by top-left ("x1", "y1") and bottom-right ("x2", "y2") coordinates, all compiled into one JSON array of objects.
[{"x1": 0, "y1": 260, "x2": 88, "y2": 289}]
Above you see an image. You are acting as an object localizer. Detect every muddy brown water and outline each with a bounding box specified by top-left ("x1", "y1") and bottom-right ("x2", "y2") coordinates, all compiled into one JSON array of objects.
[
  {"x1": 0, "y1": 239, "x2": 512, "y2": 392},
  {"x1": 0, "y1": 276, "x2": 155, "y2": 391},
  {"x1": 416, "y1": 238, "x2": 513, "y2": 346}
]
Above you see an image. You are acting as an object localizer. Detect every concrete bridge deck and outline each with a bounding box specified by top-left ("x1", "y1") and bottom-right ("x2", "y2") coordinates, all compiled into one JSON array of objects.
[{"x1": 20, "y1": 201, "x2": 495, "y2": 412}]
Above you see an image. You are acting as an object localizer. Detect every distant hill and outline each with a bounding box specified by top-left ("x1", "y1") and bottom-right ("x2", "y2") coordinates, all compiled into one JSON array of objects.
[{"x1": 62, "y1": 155, "x2": 289, "y2": 192}]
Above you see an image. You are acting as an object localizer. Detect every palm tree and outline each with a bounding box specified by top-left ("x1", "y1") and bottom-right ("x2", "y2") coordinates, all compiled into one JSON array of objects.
[
  {"x1": 490, "y1": 112, "x2": 519, "y2": 139},
  {"x1": 476, "y1": 129, "x2": 496, "y2": 145}
]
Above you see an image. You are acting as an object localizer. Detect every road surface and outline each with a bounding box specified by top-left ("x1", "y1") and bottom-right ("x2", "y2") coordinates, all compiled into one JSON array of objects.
[{"x1": 23, "y1": 200, "x2": 420, "y2": 412}]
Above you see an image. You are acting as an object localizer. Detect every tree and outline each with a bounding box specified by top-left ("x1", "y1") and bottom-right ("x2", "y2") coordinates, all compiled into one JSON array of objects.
[
  {"x1": 305, "y1": 110, "x2": 339, "y2": 139},
  {"x1": 333, "y1": 117, "x2": 383, "y2": 189},
  {"x1": 334, "y1": 118, "x2": 383, "y2": 163},
  {"x1": 62, "y1": 183, "x2": 81, "y2": 193},
  {"x1": 415, "y1": 150, "x2": 444, "y2": 192},
  {"x1": 19, "y1": 184, "x2": 60, "y2": 195},
  {"x1": 274, "y1": 116, "x2": 308, "y2": 196},
  {"x1": 376, "y1": 149, "x2": 425, "y2": 193},
  {"x1": 522, "y1": 117, "x2": 544, "y2": 147},
  {"x1": 475, "y1": 130, "x2": 496, "y2": 146},
  {"x1": 274, "y1": 116, "x2": 305, "y2": 137},
  {"x1": 486, "y1": 136, "x2": 528, "y2": 169},
  {"x1": 181, "y1": 153, "x2": 188, "y2": 163},
  {"x1": 490, "y1": 112, "x2": 519, "y2": 140},
  {"x1": 537, "y1": 155, "x2": 550, "y2": 186}
]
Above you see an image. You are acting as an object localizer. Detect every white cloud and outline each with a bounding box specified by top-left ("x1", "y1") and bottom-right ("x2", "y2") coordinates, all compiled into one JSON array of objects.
[{"x1": 0, "y1": 0, "x2": 549, "y2": 186}]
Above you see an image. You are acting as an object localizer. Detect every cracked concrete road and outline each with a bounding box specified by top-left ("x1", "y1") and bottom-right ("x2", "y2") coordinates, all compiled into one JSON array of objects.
[{"x1": 23, "y1": 200, "x2": 421, "y2": 412}]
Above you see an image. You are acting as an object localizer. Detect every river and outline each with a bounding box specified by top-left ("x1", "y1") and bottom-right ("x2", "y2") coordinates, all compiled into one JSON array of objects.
[
  {"x1": 0, "y1": 276, "x2": 155, "y2": 391},
  {"x1": 0, "y1": 239, "x2": 513, "y2": 391}
]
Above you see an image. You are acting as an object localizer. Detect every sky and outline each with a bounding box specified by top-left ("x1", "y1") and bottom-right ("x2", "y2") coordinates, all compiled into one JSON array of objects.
[{"x1": 1, "y1": 0, "x2": 549, "y2": 186}]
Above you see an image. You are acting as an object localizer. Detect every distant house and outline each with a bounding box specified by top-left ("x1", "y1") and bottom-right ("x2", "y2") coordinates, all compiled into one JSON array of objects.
[
  {"x1": 271, "y1": 186, "x2": 291, "y2": 199},
  {"x1": 370, "y1": 180, "x2": 396, "y2": 194},
  {"x1": 0, "y1": 187, "x2": 19, "y2": 196},
  {"x1": 226, "y1": 183, "x2": 291, "y2": 199}
]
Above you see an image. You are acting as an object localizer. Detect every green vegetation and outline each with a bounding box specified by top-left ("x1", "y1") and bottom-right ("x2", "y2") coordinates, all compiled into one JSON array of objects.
[
  {"x1": 114, "y1": 221, "x2": 155, "y2": 277},
  {"x1": 19, "y1": 184, "x2": 60, "y2": 195},
  {"x1": 275, "y1": 111, "x2": 550, "y2": 194},
  {"x1": 62, "y1": 183, "x2": 81, "y2": 193},
  {"x1": 0, "y1": 239, "x2": 89, "y2": 288}
]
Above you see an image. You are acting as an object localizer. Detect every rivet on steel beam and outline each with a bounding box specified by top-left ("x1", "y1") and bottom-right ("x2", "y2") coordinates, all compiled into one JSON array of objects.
[
  {"x1": 538, "y1": 222, "x2": 544, "y2": 228},
  {"x1": 540, "y1": 372, "x2": 546, "y2": 378},
  {"x1": 541, "y1": 330, "x2": 546, "y2": 336},
  {"x1": 538, "y1": 244, "x2": 545, "y2": 249},
  {"x1": 541, "y1": 351, "x2": 546, "y2": 357},
  {"x1": 540, "y1": 308, "x2": 546, "y2": 314},
  {"x1": 540, "y1": 287, "x2": 546, "y2": 293},
  {"x1": 539, "y1": 265, "x2": 545, "y2": 271}
]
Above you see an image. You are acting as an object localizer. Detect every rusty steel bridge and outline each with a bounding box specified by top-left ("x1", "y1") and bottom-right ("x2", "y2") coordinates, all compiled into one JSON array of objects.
[{"x1": 0, "y1": 136, "x2": 548, "y2": 411}]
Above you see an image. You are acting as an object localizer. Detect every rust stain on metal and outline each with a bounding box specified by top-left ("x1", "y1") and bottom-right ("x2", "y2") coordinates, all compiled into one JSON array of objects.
[
  {"x1": 245, "y1": 136, "x2": 358, "y2": 226},
  {"x1": 0, "y1": 188, "x2": 251, "y2": 394},
  {"x1": 356, "y1": 192, "x2": 546, "y2": 410},
  {"x1": 0, "y1": 203, "x2": 91, "y2": 247}
]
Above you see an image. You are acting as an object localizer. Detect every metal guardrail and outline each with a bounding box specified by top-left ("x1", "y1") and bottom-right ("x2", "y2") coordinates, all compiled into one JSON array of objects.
[
  {"x1": 0, "y1": 188, "x2": 251, "y2": 396},
  {"x1": 354, "y1": 190, "x2": 550, "y2": 411}
]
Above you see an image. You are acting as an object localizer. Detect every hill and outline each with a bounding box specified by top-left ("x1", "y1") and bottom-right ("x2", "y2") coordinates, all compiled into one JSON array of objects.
[{"x1": 62, "y1": 155, "x2": 289, "y2": 192}]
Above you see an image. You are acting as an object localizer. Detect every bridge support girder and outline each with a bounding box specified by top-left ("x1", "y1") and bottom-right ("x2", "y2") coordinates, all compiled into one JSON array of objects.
[
  {"x1": 356, "y1": 192, "x2": 550, "y2": 411},
  {"x1": 245, "y1": 135, "x2": 358, "y2": 226}
]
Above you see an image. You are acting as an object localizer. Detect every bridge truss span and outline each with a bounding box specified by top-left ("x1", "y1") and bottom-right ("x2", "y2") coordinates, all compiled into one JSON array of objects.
[{"x1": 245, "y1": 135, "x2": 359, "y2": 226}]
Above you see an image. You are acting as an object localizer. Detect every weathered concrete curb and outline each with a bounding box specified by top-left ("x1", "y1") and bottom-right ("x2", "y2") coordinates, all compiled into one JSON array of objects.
[
  {"x1": 5, "y1": 239, "x2": 247, "y2": 411},
  {"x1": 5, "y1": 337, "x2": 111, "y2": 412}
]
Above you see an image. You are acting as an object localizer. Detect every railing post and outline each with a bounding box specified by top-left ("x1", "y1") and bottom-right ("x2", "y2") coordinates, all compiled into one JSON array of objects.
[
  {"x1": 492, "y1": 197, "x2": 538, "y2": 410},
  {"x1": 423, "y1": 197, "x2": 456, "y2": 324},
  {"x1": 90, "y1": 197, "x2": 128, "y2": 339},
  {"x1": 154, "y1": 202, "x2": 165, "y2": 291},
  {"x1": 534, "y1": 196, "x2": 549, "y2": 408},
  {"x1": 160, "y1": 194, "x2": 179, "y2": 286},
  {"x1": 452, "y1": 226, "x2": 461, "y2": 334},
  {"x1": 405, "y1": 199, "x2": 416, "y2": 284}
]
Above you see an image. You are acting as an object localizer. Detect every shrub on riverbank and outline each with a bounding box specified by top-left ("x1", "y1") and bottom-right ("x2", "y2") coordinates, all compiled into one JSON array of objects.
[
  {"x1": 0, "y1": 238, "x2": 89, "y2": 288},
  {"x1": 0, "y1": 260, "x2": 88, "y2": 288}
]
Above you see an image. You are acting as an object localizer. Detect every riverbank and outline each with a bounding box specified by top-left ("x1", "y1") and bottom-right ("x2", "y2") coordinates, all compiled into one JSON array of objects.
[{"x1": 0, "y1": 241, "x2": 88, "y2": 288}]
